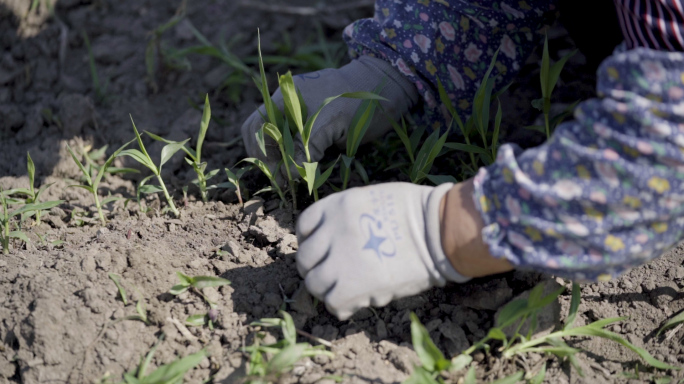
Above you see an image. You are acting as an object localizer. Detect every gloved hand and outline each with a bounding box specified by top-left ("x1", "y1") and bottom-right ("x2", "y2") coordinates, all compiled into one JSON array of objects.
[
  {"x1": 295, "y1": 182, "x2": 470, "y2": 320},
  {"x1": 241, "y1": 55, "x2": 419, "y2": 178}
]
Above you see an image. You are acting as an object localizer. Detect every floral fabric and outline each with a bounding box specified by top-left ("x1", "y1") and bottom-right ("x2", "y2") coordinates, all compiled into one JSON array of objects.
[
  {"x1": 343, "y1": 0, "x2": 555, "y2": 131},
  {"x1": 473, "y1": 48, "x2": 684, "y2": 281},
  {"x1": 344, "y1": 1, "x2": 684, "y2": 281}
]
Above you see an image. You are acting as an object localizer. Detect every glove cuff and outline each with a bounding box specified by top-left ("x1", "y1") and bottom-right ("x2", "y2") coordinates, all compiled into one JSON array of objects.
[{"x1": 425, "y1": 183, "x2": 471, "y2": 284}]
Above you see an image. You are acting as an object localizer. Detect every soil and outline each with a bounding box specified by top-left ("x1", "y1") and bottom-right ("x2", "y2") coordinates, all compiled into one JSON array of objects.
[{"x1": 1, "y1": 1, "x2": 684, "y2": 384}]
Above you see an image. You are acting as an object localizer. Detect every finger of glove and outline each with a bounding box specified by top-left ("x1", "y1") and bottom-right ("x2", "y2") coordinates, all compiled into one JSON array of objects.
[
  {"x1": 296, "y1": 197, "x2": 328, "y2": 240},
  {"x1": 295, "y1": 224, "x2": 330, "y2": 277},
  {"x1": 303, "y1": 253, "x2": 338, "y2": 301},
  {"x1": 324, "y1": 283, "x2": 371, "y2": 321}
]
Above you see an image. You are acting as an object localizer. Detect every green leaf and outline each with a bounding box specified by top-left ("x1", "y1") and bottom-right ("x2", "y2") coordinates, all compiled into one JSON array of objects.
[
  {"x1": 239, "y1": 158, "x2": 274, "y2": 180},
  {"x1": 280, "y1": 310, "x2": 298, "y2": 346},
  {"x1": 266, "y1": 343, "x2": 308, "y2": 375},
  {"x1": 192, "y1": 276, "x2": 231, "y2": 289},
  {"x1": 464, "y1": 366, "x2": 477, "y2": 384},
  {"x1": 548, "y1": 49, "x2": 578, "y2": 98},
  {"x1": 143, "y1": 350, "x2": 207, "y2": 384},
  {"x1": 426, "y1": 174, "x2": 458, "y2": 185},
  {"x1": 562, "y1": 324, "x2": 677, "y2": 370},
  {"x1": 487, "y1": 327, "x2": 507, "y2": 341},
  {"x1": 257, "y1": 30, "x2": 279, "y2": 126},
  {"x1": 186, "y1": 314, "x2": 208, "y2": 327},
  {"x1": 138, "y1": 184, "x2": 164, "y2": 194},
  {"x1": 100, "y1": 196, "x2": 122, "y2": 206},
  {"x1": 540, "y1": 35, "x2": 550, "y2": 99},
  {"x1": 564, "y1": 283, "x2": 581, "y2": 330},
  {"x1": 27, "y1": 152, "x2": 35, "y2": 192},
  {"x1": 108, "y1": 273, "x2": 128, "y2": 306},
  {"x1": 280, "y1": 72, "x2": 305, "y2": 135},
  {"x1": 492, "y1": 99, "x2": 502, "y2": 159},
  {"x1": 94, "y1": 139, "x2": 135, "y2": 188},
  {"x1": 255, "y1": 125, "x2": 268, "y2": 157},
  {"x1": 314, "y1": 157, "x2": 339, "y2": 190},
  {"x1": 658, "y1": 310, "x2": 684, "y2": 336},
  {"x1": 129, "y1": 115, "x2": 155, "y2": 168},
  {"x1": 404, "y1": 366, "x2": 440, "y2": 384},
  {"x1": 8, "y1": 231, "x2": 30, "y2": 243},
  {"x1": 409, "y1": 125, "x2": 426, "y2": 160},
  {"x1": 106, "y1": 167, "x2": 140, "y2": 174},
  {"x1": 119, "y1": 149, "x2": 158, "y2": 174},
  {"x1": 11, "y1": 200, "x2": 63, "y2": 217},
  {"x1": 354, "y1": 159, "x2": 370, "y2": 185},
  {"x1": 196, "y1": 94, "x2": 211, "y2": 162},
  {"x1": 145, "y1": 131, "x2": 195, "y2": 159},
  {"x1": 66, "y1": 144, "x2": 92, "y2": 186},
  {"x1": 496, "y1": 299, "x2": 528, "y2": 328},
  {"x1": 262, "y1": 122, "x2": 283, "y2": 145},
  {"x1": 437, "y1": 78, "x2": 464, "y2": 133},
  {"x1": 410, "y1": 313, "x2": 449, "y2": 372},
  {"x1": 302, "y1": 162, "x2": 318, "y2": 194},
  {"x1": 490, "y1": 371, "x2": 523, "y2": 384},
  {"x1": 443, "y1": 142, "x2": 490, "y2": 157},
  {"x1": 169, "y1": 285, "x2": 190, "y2": 295},
  {"x1": 386, "y1": 116, "x2": 414, "y2": 163},
  {"x1": 160, "y1": 139, "x2": 191, "y2": 169},
  {"x1": 450, "y1": 354, "x2": 472, "y2": 372},
  {"x1": 68, "y1": 184, "x2": 94, "y2": 193}
]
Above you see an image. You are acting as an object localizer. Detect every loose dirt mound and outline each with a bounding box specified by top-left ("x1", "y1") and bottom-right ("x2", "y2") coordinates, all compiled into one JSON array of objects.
[{"x1": 1, "y1": 1, "x2": 684, "y2": 383}]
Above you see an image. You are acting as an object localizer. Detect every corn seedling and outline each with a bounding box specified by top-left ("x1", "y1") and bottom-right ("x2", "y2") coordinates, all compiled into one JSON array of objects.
[
  {"x1": 169, "y1": 271, "x2": 230, "y2": 309},
  {"x1": 253, "y1": 32, "x2": 385, "y2": 203},
  {"x1": 658, "y1": 310, "x2": 684, "y2": 337},
  {"x1": 145, "y1": 1, "x2": 187, "y2": 93},
  {"x1": 122, "y1": 337, "x2": 206, "y2": 384},
  {"x1": 67, "y1": 141, "x2": 135, "y2": 225},
  {"x1": 405, "y1": 282, "x2": 677, "y2": 384},
  {"x1": 340, "y1": 82, "x2": 385, "y2": 190},
  {"x1": 0, "y1": 190, "x2": 62, "y2": 254},
  {"x1": 185, "y1": 309, "x2": 218, "y2": 330},
  {"x1": 118, "y1": 117, "x2": 185, "y2": 217},
  {"x1": 219, "y1": 166, "x2": 250, "y2": 207},
  {"x1": 109, "y1": 273, "x2": 129, "y2": 306},
  {"x1": 145, "y1": 95, "x2": 219, "y2": 203},
  {"x1": 527, "y1": 34, "x2": 577, "y2": 138},
  {"x1": 82, "y1": 31, "x2": 108, "y2": 104},
  {"x1": 1, "y1": 152, "x2": 56, "y2": 226},
  {"x1": 245, "y1": 311, "x2": 334, "y2": 383}
]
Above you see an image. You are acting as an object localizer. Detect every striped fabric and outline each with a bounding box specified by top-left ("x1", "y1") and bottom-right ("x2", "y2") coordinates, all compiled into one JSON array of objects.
[{"x1": 614, "y1": 0, "x2": 684, "y2": 51}]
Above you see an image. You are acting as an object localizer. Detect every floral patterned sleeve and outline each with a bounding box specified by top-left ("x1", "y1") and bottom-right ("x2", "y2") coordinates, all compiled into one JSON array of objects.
[
  {"x1": 473, "y1": 47, "x2": 684, "y2": 281},
  {"x1": 343, "y1": 0, "x2": 555, "y2": 131}
]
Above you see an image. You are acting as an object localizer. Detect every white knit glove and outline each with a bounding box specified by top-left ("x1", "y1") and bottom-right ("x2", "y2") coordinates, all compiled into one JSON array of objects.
[
  {"x1": 295, "y1": 182, "x2": 470, "y2": 320},
  {"x1": 241, "y1": 56, "x2": 419, "y2": 177}
]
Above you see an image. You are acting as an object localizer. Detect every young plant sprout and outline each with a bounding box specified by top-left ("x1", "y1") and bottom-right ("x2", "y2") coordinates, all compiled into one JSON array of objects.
[
  {"x1": 528, "y1": 34, "x2": 577, "y2": 138},
  {"x1": 0, "y1": 190, "x2": 62, "y2": 254},
  {"x1": 146, "y1": 94, "x2": 219, "y2": 203},
  {"x1": 252, "y1": 31, "x2": 386, "y2": 204},
  {"x1": 221, "y1": 166, "x2": 250, "y2": 206},
  {"x1": 2, "y1": 152, "x2": 55, "y2": 226},
  {"x1": 169, "y1": 271, "x2": 231, "y2": 308},
  {"x1": 67, "y1": 140, "x2": 135, "y2": 225},
  {"x1": 118, "y1": 117, "x2": 186, "y2": 217},
  {"x1": 405, "y1": 282, "x2": 676, "y2": 384},
  {"x1": 123, "y1": 337, "x2": 206, "y2": 384},
  {"x1": 245, "y1": 311, "x2": 334, "y2": 383}
]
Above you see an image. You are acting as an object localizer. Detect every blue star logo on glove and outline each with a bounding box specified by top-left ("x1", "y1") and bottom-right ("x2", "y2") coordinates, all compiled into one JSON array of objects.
[{"x1": 360, "y1": 214, "x2": 396, "y2": 258}]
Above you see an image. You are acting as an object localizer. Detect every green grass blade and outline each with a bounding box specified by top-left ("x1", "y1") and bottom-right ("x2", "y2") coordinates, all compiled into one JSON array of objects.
[
  {"x1": 108, "y1": 273, "x2": 128, "y2": 306},
  {"x1": 346, "y1": 98, "x2": 378, "y2": 157},
  {"x1": 354, "y1": 160, "x2": 370, "y2": 185},
  {"x1": 118, "y1": 149, "x2": 158, "y2": 174},
  {"x1": 280, "y1": 311, "x2": 298, "y2": 346},
  {"x1": 658, "y1": 310, "x2": 684, "y2": 336},
  {"x1": 263, "y1": 122, "x2": 283, "y2": 145},
  {"x1": 562, "y1": 326, "x2": 676, "y2": 370},
  {"x1": 144, "y1": 131, "x2": 195, "y2": 159},
  {"x1": 196, "y1": 94, "x2": 211, "y2": 162},
  {"x1": 436, "y1": 78, "x2": 464, "y2": 133},
  {"x1": 443, "y1": 142, "x2": 490, "y2": 157},
  {"x1": 239, "y1": 158, "x2": 274, "y2": 179},
  {"x1": 27, "y1": 152, "x2": 35, "y2": 194},
  {"x1": 410, "y1": 313, "x2": 448, "y2": 372},
  {"x1": 404, "y1": 366, "x2": 440, "y2": 384},
  {"x1": 266, "y1": 343, "x2": 307, "y2": 375},
  {"x1": 490, "y1": 371, "x2": 523, "y2": 384},
  {"x1": 564, "y1": 283, "x2": 581, "y2": 330},
  {"x1": 496, "y1": 299, "x2": 528, "y2": 328},
  {"x1": 541, "y1": 34, "x2": 550, "y2": 99},
  {"x1": 257, "y1": 30, "x2": 278, "y2": 126},
  {"x1": 450, "y1": 354, "x2": 472, "y2": 372},
  {"x1": 160, "y1": 139, "x2": 191, "y2": 169},
  {"x1": 426, "y1": 174, "x2": 458, "y2": 185},
  {"x1": 8, "y1": 231, "x2": 30, "y2": 243},
  {"x1": 409, "y1": 125, "x2": 426, "y2": 157},
  {"x1": 302, "y1": 162, "x2": 318, "y2": 194},
  {"x1": 192, "y1": 276, "x2": 231, "y2": 289},
  {"x1": 548, "y1": 49, "x2": 578, "y2": 97},
  {"x1": 492, "y1": 99, "x2": 502, "y2": 159},
  {"x1": 143, "y1": 350, "x2": 207, "y2": 384},
  {"x1": 93, "y1": 139, "x2": 135, "y2": 188},
  {"x1": 386, "y1": 115, "x2": 414, "y2": 163},
  {"x1": 66, "y1": 144, "x2": 92, "y2": 186},
  {"x1": 280, "y1": 72, "x2": 305, "y2": 135},
  {"x1": 314, "y1": 157, "x2": 339, "y2": 190},
  {"x1": 464, "y1": 366, "x2": 477, "y2": 384},
  {"x1": 129, "y1": 115, "x2": 156, "y2": 170},
  {"x1": 11, "y1": 200, "x2": 63, "y2": 217},
  {"x1": 186, "y1": 314, "x2": 207, "y2": 327}
]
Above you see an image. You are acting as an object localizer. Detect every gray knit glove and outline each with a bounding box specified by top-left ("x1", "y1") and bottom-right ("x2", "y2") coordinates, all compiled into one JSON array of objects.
[
  {"x1": 241, "y1": 55, "x2": 419, "y2": 177},
  {"x1": 295, "y1": 182, "x2": 470, "y2": 320}
]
